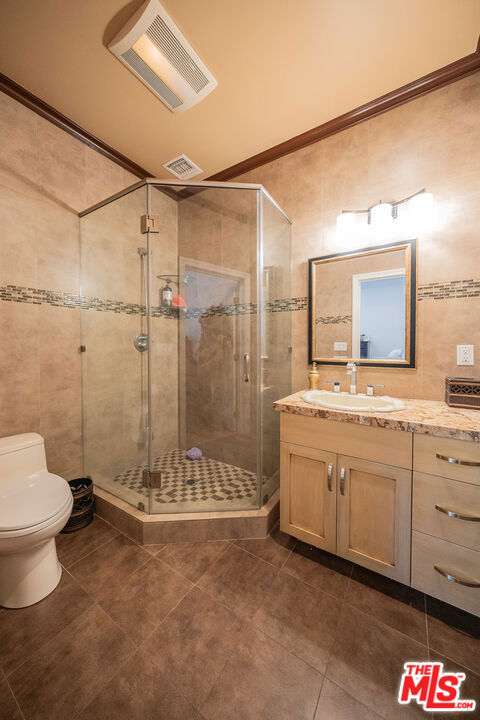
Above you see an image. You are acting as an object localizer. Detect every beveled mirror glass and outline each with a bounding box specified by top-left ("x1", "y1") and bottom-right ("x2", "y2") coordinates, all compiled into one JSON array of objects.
[{"x1": 308, "y1": 240, "x2": 416, "y2": 367}]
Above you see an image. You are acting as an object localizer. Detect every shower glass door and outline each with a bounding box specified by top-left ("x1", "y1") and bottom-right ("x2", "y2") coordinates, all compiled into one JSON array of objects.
[
  {"x1": 80, "y1": 185, "x2": 151, "y2": 511},
  {"x1": 148, "y1": 184, "x2": 260, "y2": 513}
]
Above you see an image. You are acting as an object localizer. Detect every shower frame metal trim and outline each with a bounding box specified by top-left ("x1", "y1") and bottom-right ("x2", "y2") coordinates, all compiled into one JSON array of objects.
[{"x1": 79, "y1": 178, "x2": 292, "y2": 226}]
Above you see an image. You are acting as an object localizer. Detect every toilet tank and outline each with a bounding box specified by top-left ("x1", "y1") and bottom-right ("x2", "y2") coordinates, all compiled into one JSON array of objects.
[{"x1": 0, "y1": 433, "x2": 47, "y2": 483}]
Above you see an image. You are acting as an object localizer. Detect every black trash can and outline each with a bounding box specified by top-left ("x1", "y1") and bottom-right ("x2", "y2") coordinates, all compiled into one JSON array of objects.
[{"x1": 61, "y1": 478, "x2": 94, "y2": 533}]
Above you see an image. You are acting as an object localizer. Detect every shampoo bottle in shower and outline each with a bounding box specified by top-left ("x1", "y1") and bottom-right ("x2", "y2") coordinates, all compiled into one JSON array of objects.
[{"x1": 162, "y1": 282, "x2": 173, "y2": 308}]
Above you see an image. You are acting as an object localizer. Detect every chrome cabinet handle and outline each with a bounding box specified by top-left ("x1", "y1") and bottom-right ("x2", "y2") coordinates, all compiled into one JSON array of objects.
[
  {"x1": 434, "y1": 565, "x2": 480, "y2": 588},
  {"x1": 340, "y1": 468, "x2": 346, "y2": 496},
  {"x1": 435, "y1": 453, "x2": 480, "y2": 467},
  {"x1": 435, "y1": 504, "x2": 480, "y2": 522},
  {"x1": 243, "y1": 353, "x2": 250, "y2": 382},
  {"x1": 327, "y1": 464, "x2": 333, "y2": 492}
]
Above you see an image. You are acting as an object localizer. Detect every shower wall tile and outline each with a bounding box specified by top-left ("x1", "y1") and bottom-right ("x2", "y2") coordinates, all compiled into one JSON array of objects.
[
  {"x1": 236, "y1": 72, "x2": 480, "y2": 401},
  {"x1": 37, "y1": 115, "x2": 87, "y2": 212},
  {"x1": 0, "y1": 91, "x2": 37, "y2": 182},
  {"x1": 0, "y1": 91, "x2": 137, "y2": 477},
  {"x1": 0, "y1": 302, "x2": 40, "y2": 438}
]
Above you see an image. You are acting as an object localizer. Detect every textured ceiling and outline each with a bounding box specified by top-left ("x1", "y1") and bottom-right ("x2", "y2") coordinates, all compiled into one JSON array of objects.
[{"x1": 0, "y1": 0, "x2": 479, "y2": 179}]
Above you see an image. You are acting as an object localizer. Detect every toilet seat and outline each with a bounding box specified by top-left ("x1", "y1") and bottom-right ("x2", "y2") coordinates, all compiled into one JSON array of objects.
[{"x1": 0, "y1": 470, "x2": 72, "y2": 533}]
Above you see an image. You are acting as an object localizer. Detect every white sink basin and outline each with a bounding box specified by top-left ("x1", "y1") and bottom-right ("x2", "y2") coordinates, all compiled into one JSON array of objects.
[{"x1": 301, "y1": 390, "x2": 405, "y2": 413}]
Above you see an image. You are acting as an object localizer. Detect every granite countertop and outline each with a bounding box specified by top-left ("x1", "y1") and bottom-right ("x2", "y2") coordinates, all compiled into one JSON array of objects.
[{"x1": 274, "y1": 391, "x2": 480, "y2": 442}]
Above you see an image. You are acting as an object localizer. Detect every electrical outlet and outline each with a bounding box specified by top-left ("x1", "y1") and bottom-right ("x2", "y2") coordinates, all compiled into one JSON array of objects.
[{"x1": 457, "y1": 345, "x2": 474, "y2": 366}]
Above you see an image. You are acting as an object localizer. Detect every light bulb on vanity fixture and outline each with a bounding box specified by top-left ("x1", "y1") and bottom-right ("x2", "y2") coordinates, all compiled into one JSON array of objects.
[
  {"x1": 336, "y1": 211, "x2": 356, "y2": 240},
  {"x1": 335, "y1": 189, "x2": 434, "y2": 242},
  {"x1": 370, "y1": 202, "x2": 394, "y2": 232}
]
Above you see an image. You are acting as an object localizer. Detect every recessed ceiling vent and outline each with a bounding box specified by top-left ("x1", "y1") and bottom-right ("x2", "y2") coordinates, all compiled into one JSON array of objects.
[
  {"x1": 108, "y1": 0, "x2": 217, "y2": 113},
  {"x1": 163, "y1": 154, "x2": 202, "y2": 179}
]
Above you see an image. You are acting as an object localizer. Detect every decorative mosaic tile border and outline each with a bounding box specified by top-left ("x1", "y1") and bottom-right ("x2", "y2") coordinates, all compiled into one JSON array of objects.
[
  {"x1": 315, "y1": 314, "x2": 352, "y2": 325},
  {"x1": 418, "y1": 279, "x2": 480, "y2": 301},
  {"x1": 0, "y1": 285, "x2": 308, "y2": 318},
  {"x1": 3, "y1": 280, "x2": 478, "y2": 317}
]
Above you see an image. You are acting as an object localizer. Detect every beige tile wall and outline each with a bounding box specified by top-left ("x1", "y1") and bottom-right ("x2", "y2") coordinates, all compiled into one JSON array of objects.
[
  {"x1": 235, "y1": 73, "x2": 480, "y2": 400},
  {"x1": 0, "y1": 92, "x2": 137, "y2": 479},
  {"x1": 1, "y1": 69, "x2": 478, "y2": 485}
]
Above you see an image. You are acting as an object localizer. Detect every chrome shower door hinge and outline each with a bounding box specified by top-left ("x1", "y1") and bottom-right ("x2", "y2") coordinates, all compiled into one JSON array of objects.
[
  {"x1": 142, "y1": 469, "x2": 162, "y2": 488},
  {"x1": 140, "y1": 214, "x2": 159, "y2": 234}
]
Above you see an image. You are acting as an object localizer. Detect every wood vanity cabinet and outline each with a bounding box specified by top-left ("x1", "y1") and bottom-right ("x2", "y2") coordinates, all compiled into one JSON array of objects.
[
  {"x1": 280, "y1": 414, "x2": 412, "y2": 584},
  {"x1": 279, "y1": 408, "x2": 480, "y2": 616},
  {"x1": 411, "y1": 434, "x2": 480, "y2": 617}
]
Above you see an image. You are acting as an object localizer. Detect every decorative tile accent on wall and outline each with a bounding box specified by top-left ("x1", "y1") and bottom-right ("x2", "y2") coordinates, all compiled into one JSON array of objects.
[
  {"x1": 418, "y1": 279, "x2": 480, "y2": 300},
  {"x1": 315, "y1": 314, "x2": 352, "y2": 325},
  {"x1": 3, "y1": 281, "x2": 479, "y2": 317},
  {"x1": 0, "y1": 285, "x2": 308, "y2": 317}
]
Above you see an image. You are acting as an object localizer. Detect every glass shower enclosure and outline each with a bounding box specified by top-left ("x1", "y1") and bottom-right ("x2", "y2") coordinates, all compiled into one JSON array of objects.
[{"x1": 79, "y1": 180, "x2": 291, "y2": 514}]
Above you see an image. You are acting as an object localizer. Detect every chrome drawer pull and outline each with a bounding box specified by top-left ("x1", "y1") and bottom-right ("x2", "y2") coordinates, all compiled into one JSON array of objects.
[
  {"x1": 327, "y1": 464, "x2": 333, "y2": 492},
  {"x1": 434, "y1": 566, "x2": 480, "y2": 588},
  {"x1": 435, "y1": 453, "x2": 480, "y2": 467},
  {"x1": 340, "y1": 468, "x2": 346, "y2": 496},
  {"x1": 435, "y1": 504, "x2": 480, "y2": 522}
]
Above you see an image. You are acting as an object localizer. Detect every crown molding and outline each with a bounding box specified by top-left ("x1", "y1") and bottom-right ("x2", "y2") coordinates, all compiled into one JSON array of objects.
[
  {"x1": 0, "y1": 72, "x2": 153, "y2": 179},
  {"x1": 207, "y1": 35, "x2": 480, "y2": 181},
  {"x1": 1, "y1": 34, "x2": 479, "y2": 184}
]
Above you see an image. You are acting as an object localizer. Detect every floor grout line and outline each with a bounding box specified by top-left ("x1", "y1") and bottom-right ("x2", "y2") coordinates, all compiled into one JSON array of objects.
[
  {"x1": 4, "y1": 674, "x2": 26, "y2": 720},
  {"x1": 232, "y1": 540, "x2": 293, "y2": 571},
  {"x1": 3, "y1": 601, "x2": 98, "y2": 682},
  {"x1": 311, "y1": 672, "x2": 326, "y2": 720},
  {"x1": 59, "y1": 527, "x2": 121, "y2": 570},
  {"x1": 70, "y1": 607, "x2": 141, "y2": 720}
]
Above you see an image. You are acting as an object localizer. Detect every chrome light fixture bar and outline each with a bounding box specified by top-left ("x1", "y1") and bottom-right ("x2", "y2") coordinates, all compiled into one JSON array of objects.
[{"x1": 336, "y1": 189, "x2": 435, "y2": 240}]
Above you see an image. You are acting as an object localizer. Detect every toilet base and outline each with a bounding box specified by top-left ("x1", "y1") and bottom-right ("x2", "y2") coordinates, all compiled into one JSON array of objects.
[{"x1": 0, "y1": 538, "x2": 62, "y2": 608}]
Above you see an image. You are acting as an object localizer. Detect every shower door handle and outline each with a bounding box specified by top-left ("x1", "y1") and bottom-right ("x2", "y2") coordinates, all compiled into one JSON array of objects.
[{"x1": 243, "y1": 353, "x2": 250, "y2": 382}]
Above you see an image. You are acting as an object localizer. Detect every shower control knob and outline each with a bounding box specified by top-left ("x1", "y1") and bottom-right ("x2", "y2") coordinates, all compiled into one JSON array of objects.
[{"x1": 134, "y1": 333, "x2": 148, "y2": 352}]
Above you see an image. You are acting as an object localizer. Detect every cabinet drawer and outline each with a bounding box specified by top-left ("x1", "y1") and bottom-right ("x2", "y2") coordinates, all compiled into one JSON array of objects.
[
  {"x1": 280, "y1": 414, "x2": 412, "y2": 469},
  {"x1": 414, "y1": 434, "x2": 480, "y2": 486},
  {"x1": 413, "y1": 472, "x2": 480, "y2": 551},
  {"x1": 411, "y1": 531, "x2": 480, "y2": 617}
]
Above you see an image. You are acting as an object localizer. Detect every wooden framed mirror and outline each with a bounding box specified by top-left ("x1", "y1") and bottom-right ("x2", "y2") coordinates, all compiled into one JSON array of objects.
[{"x1": 308, "y1": 239, "x2": 417, "y2": 367}]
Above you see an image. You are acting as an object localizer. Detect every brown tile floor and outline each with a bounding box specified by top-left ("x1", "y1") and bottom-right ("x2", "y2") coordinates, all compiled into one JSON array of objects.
[{"x1": 0, "y1": 516, "x2": 478, "y2": 720}]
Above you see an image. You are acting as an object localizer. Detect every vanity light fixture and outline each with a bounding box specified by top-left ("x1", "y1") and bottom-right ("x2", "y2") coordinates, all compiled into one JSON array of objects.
[
  {"x1": 370, "y1": 202, "x2": 394, "y2": 230},
  {"x1": 336, "y1": 189, "x2": 434, "y2": 238}
]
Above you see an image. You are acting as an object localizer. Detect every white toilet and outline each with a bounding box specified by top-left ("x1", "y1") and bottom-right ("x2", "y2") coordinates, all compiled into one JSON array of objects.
[{"x1": 0, "y1": 433, "x2": 73, "y2": 608}]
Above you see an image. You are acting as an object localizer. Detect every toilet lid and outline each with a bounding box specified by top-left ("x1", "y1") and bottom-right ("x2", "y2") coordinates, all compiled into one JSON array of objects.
[{"x1": 0, "y1": 471, "x2": 72, "y2": 531}]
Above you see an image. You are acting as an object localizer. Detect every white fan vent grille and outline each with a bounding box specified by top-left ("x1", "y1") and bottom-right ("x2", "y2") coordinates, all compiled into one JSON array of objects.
[
  {"x1": 121, "y1": 49, "x2": 182, "y2": 108},
  {"x1": 146, "y1": 16, "x2": 208, "y2": 93},
  {"x1": 163, "y1": 154, "x2": 202, "y2": 179},
  {"x1": 108, "y1": 0, "x2": 217, "y2": 113}
]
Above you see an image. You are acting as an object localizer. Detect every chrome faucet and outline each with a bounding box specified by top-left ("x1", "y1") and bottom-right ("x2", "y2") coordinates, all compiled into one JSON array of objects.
[{"x1": 346, "y1": 363, "x2": 357, "y2": 394}]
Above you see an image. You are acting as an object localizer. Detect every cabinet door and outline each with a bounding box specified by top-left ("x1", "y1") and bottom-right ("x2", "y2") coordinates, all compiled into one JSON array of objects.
[
  {"x1": 336, "y1": 455, "x2": 411, "y2": 583},
  {"x1": 280, "y1": 442, "x2": 337, "y2": 552}
]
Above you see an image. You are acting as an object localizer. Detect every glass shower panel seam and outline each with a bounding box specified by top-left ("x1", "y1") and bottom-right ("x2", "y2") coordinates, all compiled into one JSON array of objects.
[
  {"x1": 146, "y1": 183, "x2": 152, "y2": 514},
  {"x1": 256, "y1": 189, "x2": 264, "y2": 510}
]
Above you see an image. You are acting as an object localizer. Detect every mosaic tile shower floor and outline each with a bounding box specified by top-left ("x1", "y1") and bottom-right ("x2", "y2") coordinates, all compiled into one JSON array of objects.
[{"x1": 95, "y1": 448, "x2": 273, "y2": 512}]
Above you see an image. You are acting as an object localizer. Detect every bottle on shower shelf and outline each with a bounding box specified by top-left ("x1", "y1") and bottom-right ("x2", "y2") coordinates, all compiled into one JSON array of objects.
[{"x1": 161, "y1": 281, "x2": 173, "y2": 308}]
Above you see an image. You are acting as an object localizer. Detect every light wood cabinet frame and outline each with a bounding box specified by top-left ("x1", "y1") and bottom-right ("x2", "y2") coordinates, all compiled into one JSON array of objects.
[
  {"x1": 280, "y1": 442, "x2": 337, "y2": 552},
  {"x1": 336, "y1": 455, "x2": 412, "y2": 584}
]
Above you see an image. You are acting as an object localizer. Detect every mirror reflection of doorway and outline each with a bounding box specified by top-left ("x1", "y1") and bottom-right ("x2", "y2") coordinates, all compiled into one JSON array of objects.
[{"x1": 352, "y1": 269, "x2": 406, "y2": 360}]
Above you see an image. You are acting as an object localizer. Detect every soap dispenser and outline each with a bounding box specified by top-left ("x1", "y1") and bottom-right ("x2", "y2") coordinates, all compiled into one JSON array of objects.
[{"x1": 308, "y1": 362, "x2": 319, "y2": 390}]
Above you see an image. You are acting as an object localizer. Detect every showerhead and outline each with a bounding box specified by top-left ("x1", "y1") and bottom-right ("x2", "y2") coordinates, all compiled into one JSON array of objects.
[{"x1": 137, "y1": 247, "x2": 148, "y2": 257}]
